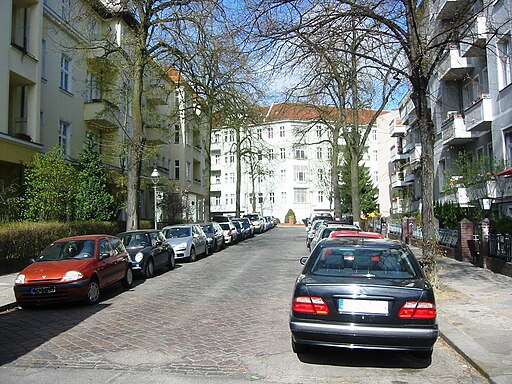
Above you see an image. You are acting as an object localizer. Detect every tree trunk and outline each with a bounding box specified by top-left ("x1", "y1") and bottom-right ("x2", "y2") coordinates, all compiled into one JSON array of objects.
[
  {"x1": 204, "y1": 112, "x2": 213, "y2": 221},
  {"x1": 332, "y1": 124, "x2": 342, "y2": 219},
  {"x1": 235, "y1": 127, "x2": 241, "y2": 217}
]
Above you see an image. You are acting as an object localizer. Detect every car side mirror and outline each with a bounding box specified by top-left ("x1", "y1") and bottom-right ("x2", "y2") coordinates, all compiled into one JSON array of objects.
[
  {"x1": 100, "y1": 252, "x2": 110, "y2": 260},
  {"x1": 300, "y1": 256, "x2": 308, "y2": 265},
  {"x1": 29, "y1": 258, "x2": 35, "y2": 264}
]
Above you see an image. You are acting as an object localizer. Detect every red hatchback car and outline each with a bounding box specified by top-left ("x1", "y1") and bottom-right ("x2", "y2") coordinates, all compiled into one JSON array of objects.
[
  {"x1": 329, "y1": 231, "x2": 384, "y2": 239},
  {"x1": 14, "y1": 235, "x2": 133, "y2": 308}
]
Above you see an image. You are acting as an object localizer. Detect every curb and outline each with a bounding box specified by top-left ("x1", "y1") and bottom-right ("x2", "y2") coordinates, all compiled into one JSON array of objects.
[{"x1": 0, "y1": 302, "x2": 17, "y2": 313}]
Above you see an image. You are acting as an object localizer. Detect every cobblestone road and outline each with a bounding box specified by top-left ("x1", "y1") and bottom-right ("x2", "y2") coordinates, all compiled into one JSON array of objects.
[{"x1": 0, "y1": 227, "x2": 487, "y2": 383}]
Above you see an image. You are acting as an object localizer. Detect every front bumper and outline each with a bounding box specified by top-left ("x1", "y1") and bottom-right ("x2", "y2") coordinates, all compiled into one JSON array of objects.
[
  {"x1": 14, "y1": 279, "x2": 90, "y2": 305},
  {"x1": 290, "y1": 318, "x2": 438, "y2": 351}
]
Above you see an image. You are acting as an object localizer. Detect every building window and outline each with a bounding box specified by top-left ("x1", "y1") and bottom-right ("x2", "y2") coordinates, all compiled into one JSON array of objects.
[
  {"x1": 214, "y1": 173, "x2": 220, "y2": 184},
  {"x1": 186, "y1": 161, "x2": 191, "y2": 181},
  {"x1": 279, "y1": 126, "x2": 285, "y2": 137},
  {"x1": 230, "y1": 154, "x2": 235, "y2": 163},
  {"x1": 374, "y1": 170, "x2": 379, "y2": 183},
  {"x1": 85, "y1": 72, "x2": 100, "y2": 102},
  {"x1": 269, "y1": 192, "x2": 275, "y2": 203},
  {"x1": 294, "y1": 165, "x2": 308, "y2": 182},
  {"x1": 229, "y1": 173, "x2": 235, "y2": 183},
  {"x1": 327, "y1": 147, "x2": 332, "y2": 160},
  {"x1": 214, "y1": 133, "x2": 220, "y2": 143},
  {"x1": 229, "y1": 130, "x2": 235, "y2": 142},
  {"x1": 318, "y1": 191, "x2": 324, "y2": 203},
  {"x1": 269, "y1": 170, "x2": 274, "y2": 178},
  {"x1": 316, "y1": 147, "x2": 322, "y2": 160},
  {"x1": 316, "y1": 126, "x2": 322, "y2": 138},
  {"x1": 269, "y1": 148, "x2": 274, "y2": 160},
  {"x1": 373, "y1": 150, "x2": 378, "y2": 162},
  {"x1": 214, "y1": 154, "x2": 220, "y2": 164},
  {"x1": 62, "y1": 0, "x2": 71, "y2": 20},
  {"x1": 224, "y1": 131, "x2": 229, "y2": 143},
  {"x1": 258, "y1": 151, "x2": 263, "y2": 161},
  {"x1": 498, "y1": 35, "x2": 512, "y2": 89},
  {"x1": 280, "y1": 147, "x2": 286, "y2": 159},
  {"x1": 281, "y1": 191, "x2": 286, "y2": 202},
  {"x1": 295, "y1": 146, "x2": 306, "y2": 159},
  {"x1": 41, "y1": 39, "x2": 47, "y2": 80},
  {"x1": 294, "y1": 188, "x2": 307, "y2": 204},
  {"x1": 317, "y1": 169, "x2": 324, "y2": 181},
  {"x1": 258, "y1": 193, "x2": 263, "y2": 204},
  {"x1": 257, "y1": 127, "x2": 262, "y2": 139},
  {"x1": 59, "y1": 120, "x2": 70, "y2": 158},
  {"x1": 60, "y1": 55, "x2": 72, "y2": 92},
  {"x1": 174, "y1": 160, "x2": 180, "y2": 179},
  {"x1": 280, "y1": 169, "x2": 286, "y2": 181},
  {"x1": 214, "y1": 196, "x2": 221, "y2": 206},
  {"x1": 174, "y1": 125, "x2": 180, "y2": 144},
  {"x1": 230, "y1": 194, "x2": 235, "y2": 205},
  {"x1": 268, "y1": 127, "x2": 274, "y2": 139},
  {"x1": 371, "y1": 129, "x2": 377, "y2": 141}
]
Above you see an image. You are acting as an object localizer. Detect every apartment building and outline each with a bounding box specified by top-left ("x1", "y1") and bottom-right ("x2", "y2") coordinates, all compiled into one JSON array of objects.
[
  {"x1": 395, "y1": 0, "x2": 512, "y2": 218},
  {"x1": 210, "y1": 102, "x2": 394, "y2": 223},
  {"x1": 0, "y1": 0, "x2": 206, "y2": 223}
]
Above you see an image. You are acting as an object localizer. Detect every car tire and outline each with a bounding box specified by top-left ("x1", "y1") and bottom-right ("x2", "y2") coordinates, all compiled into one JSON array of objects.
[
  {"x1": 145, "y1": 258, "x2": 155, "y2": 278},
  {"x1": 291, "y1": 338, "x2": 308, "y2": 354},
  {"x1": 121, "y1": 268, "x2": 133, "y2": 289},
  {"x1": 85, "y1": 278, "x2": 101, "y2": 305},
  {"x1": 189, "y1": 247, "x2": 197, "y2": 262},
  {"x1": 167, "y1": 252, "x2": 176, "y2": 270}
]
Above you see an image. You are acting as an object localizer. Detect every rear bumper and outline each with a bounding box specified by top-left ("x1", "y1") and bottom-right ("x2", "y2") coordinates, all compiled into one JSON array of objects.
[{"x1": 290, "y1": 318, "x2": 438, "y2": 351}]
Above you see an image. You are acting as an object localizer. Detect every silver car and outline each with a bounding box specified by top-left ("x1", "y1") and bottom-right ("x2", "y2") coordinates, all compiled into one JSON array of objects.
[{"x1": 162, "y1": 224, "x2": 208, "y2": 262}]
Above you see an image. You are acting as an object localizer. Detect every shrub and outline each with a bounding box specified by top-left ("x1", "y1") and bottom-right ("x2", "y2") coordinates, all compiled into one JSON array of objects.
[{"x1": 285, "y1": 209, "x2": 296, "y2": 224}]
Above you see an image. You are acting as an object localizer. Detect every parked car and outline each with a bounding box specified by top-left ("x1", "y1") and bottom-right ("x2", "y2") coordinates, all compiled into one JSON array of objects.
[
  {"x1": 202, "y1": 222, "x2": 226, "y2": 252},
  {"x1": 306, "y1": 219, "x2": 328, "y2": 248},
  {"x1": 116, "y1": 230, "x2": 175, "y2": 278},
  {"x1": 328, "y1": 230, "x2": 384, "y2": 239},
  {"x1": 309, "y1": 224, "x2": 362, "y2": 251},
  {"x1": 243, "y1": 213, "x2": 264, "y2": 234},
  {"x1": 263, "y1": 216, "x2": 274, "y2": 231},
  {"x1": 231, "y1": 220, "x2": 244, "y2": 241},
  {"x1": 290, "y1": 237, "x2": 438, "y2": 358},
  {"x1": 305, "y1": 212, "x2": 334, "y2": 228},
  {"x1": 219, "y1": 221, "x2": 238, "y2": 244},
  {"x1": 162, "y1": 224, "x2": 209, "y2": 262},
  {"x1": 234, "y1": 217, "x2": 254, "y2": 238},
  {"x1": 14, "y1": 235, "x2": 133, "y2": 308}
]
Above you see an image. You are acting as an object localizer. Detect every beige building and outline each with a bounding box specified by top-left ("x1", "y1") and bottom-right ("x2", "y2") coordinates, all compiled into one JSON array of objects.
[{"x1": 1, "y1": 0, "x2": 206, "y2": 224}]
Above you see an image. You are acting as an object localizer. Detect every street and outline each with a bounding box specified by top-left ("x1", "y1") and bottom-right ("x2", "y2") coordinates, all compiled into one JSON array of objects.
[{"x1": 0, "y1": 227, "x2": 486, "y2": 383}]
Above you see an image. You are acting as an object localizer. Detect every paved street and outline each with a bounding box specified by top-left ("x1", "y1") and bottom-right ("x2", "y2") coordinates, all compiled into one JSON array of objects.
[{"x1": 0, "y1": 227, "x2": 486, "y2": 383}]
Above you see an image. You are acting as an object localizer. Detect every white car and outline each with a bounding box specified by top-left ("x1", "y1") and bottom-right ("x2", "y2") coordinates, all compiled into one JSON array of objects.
[
  {"x1": 219, "y1": 222, "x2": 239, "y2": 244},
  {"x1": 162, "y1": 224, "x2": 208, "y2": 262}
]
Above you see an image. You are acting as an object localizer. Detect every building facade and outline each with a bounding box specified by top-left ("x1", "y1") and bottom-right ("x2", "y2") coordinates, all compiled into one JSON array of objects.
[{"x1": 210, "y1": 102, "x2": 394, "y2": 223}]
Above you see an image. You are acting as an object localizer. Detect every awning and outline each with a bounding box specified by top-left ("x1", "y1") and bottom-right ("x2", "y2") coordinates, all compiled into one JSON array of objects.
[{"x1": 496, "y1": 167, "x2": 512, "y2": 176}]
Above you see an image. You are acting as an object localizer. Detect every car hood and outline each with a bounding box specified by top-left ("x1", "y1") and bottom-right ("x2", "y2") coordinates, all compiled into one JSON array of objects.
[
  {"x1": 167, "y1": 238, "x2": 190, "y2": 246},
  {"x1": 20, "y1": 259, "x2": 94, "y2": 281},
  {"x1": 125, "y1": 246, "x2": 150, "y2": 256}
]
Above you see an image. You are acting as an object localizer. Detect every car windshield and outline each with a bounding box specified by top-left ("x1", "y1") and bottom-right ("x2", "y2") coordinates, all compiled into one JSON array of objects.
[
  {"x1": 37, "y1": 240, "x2": 96, "y2": 261},
  {"x1": 202, "y1": 224, "x2": 213, "y2": 233},
  {"x1": 165, "y1": 227, "x2": 191, "y2": 238},
  {"x1": 310, "y1": 246, "x2": 418, "y2": 279},
  {"x1": 219, "y1": 223, "x2": 230, "y2": 230},
  {"x1": 118, "y1": 233, "x2": 149, "y2": 247}
]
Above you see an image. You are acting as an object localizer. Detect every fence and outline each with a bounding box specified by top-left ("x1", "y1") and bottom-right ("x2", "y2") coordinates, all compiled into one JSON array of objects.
[{"x1": 489, "y1": 234, "x2": 512, "y2": 262}]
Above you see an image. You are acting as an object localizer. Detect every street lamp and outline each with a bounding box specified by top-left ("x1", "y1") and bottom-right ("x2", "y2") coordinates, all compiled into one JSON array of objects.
[{"x1": 150, "y1": 168, "x2": 160, "y2": 229}]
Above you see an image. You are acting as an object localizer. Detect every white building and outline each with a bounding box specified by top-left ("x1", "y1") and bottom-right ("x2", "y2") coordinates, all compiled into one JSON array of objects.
[{"x1": 211, "y1": 102, "x2": 394, "y2": 223}]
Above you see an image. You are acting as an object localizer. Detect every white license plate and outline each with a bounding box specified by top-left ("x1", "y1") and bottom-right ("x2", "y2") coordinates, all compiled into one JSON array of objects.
[{"x1": 338, "y1": 299, "x2": 389, "y2": 315}]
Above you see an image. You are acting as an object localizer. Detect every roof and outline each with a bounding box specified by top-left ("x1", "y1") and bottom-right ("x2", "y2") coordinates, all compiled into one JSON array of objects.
[{"x1": 259, "y1": 102, "x2": 387, "y2": 125}]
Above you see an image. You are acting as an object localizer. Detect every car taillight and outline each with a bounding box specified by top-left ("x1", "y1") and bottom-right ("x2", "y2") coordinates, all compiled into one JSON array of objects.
[
  {"x1": 293, "y1": 296, "x2": 330, "y2": 315},
  {"x1": 398, "y1": 301, "x2": 436, "y2": 319}
]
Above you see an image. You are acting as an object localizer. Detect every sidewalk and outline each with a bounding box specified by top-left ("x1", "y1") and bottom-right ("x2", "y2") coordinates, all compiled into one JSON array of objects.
[{"x1": 0, "y1": 249, "x2": 511, "y2": 383}]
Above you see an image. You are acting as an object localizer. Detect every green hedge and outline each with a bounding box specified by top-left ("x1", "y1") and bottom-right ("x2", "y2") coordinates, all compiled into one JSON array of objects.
[{"x1": 0, "y1": 221, "x2": 127, "y2": 274}]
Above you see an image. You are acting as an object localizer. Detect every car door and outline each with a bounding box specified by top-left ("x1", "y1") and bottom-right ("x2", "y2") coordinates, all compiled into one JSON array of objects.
[
  {"x1": 192, "y1": 225, "x2": 207, "y2": 253},
  {"x1": 149, "y1": 232, "x2": 166, "y2": 268},
  {"x1": 108, "y1": 237, "x2": 128, "y2": 283},
  {"x1": 97, "y1": 238, "x2": 117, "y2": 286}
]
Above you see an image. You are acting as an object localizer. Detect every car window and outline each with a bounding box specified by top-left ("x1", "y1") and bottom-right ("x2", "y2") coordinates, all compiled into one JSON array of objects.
[
  {"x1": 98, "y1": 239, "x2": 112, "y2": 257},
  {"x1": 310, "y1": 247, "x2": 417, "y2": 279},
  {"x1": 110, "y1": 237, "x2": 125, "y2": 255},
  {"x1": 166, "y1": 227, "x2": 191, "y2": 238},
  {"x1": 119, "y1": 233, "x2": 148, "y2": 247},
  {"x1": 219, "y1": 223, "x2": 230, "y2": 230},
  {"x1": 157, "y1": 232, "x2": 167, "y2": 243},
  {"x1": 36, "y1": 240, "x2": 96, "y2": 261}
]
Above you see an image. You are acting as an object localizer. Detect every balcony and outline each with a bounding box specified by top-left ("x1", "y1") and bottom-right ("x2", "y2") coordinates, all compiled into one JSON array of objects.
[
  {"x1": 389, "y1": 118, "x2": 406, "y2": 137},
  {"x1": 464, "y1": 94, "x2": 492, "y2": 132},
  {"x1": 438, "y1": 46, "x2": 473, "y2": 81},
  {"x1": 390, "y1": 146, "x2": 408, "y2": 163},
  {"x1": 434, "y1": 0, "x2": 472, "y2": 21},
  {"x1": 84, "y1": 101, "x2": 119, "y2": 131},
  {"x1": 406, "y1": 143, "x2": 422, "y2": 170},
  {"x1": 390, "y1": 173, "x2": 407, "y2": 189},
  {"x1": 439, "y1": 188, "x2": 470, "y2": 206},
  {"x1": 460, "y1": 15, "x2": 488, "y2": 57},
  {"x1": 146, "y1": 126, "x2": 168, "y2": 145},
  {"x1": 441, "y1": 113, "x2": 477, "y2": 146}
]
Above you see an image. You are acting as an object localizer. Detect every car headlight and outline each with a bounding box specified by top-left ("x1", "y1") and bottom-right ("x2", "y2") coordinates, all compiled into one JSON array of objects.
[
  {"x1": 62, "y1": 271, "x2": 84, "y2": 282},
  {"x1": 135, "y1": 252, "x2": 144, "y2": 262},
  {"x1": 15, "y1": 274, "x2": 25, "y2": 284},
  {"x1": 175, "y1": 242, "x2": 187, "y2": 250}
]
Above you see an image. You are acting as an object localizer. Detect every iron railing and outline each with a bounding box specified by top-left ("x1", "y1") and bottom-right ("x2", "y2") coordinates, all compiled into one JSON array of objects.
[{"x1": 489, "y1": 234, "x2": 512, "y2": 262}]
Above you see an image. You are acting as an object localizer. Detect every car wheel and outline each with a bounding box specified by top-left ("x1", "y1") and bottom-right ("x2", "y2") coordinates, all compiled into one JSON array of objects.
[
  {"x1": 145, "y1": 258, "x2": 155, "y2": 278},
  {"x1": 167, "y1": 252, "x2": 176, "y2": 270},
  {"x1": 291, "y1": 338, "x2": 308, "y2": 354},
  {"x1": 189, "y1": 247, "x2": 197, "y2": 262},
  {"x1": 121, "y1": 267, "x2": 133, "y2": 289},
  {"x1": 85, "y1": 278, "x2": 101, "y2": 305}
]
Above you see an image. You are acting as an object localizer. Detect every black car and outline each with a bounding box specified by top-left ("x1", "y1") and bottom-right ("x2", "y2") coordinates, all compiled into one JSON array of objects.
[
  {"x1": 202, "y1": 222, "x2": 225, "y2": 252},
  {"x1": 290, "y1": 237, "x2": 438, "y2": 359},
  {"x1": 116, "y1": 230, "x2": 175, "y2": 278}
]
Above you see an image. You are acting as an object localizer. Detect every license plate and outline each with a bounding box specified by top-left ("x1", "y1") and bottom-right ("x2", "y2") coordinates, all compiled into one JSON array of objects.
[
  {"x1": 338, "y1": 299, "x2": 388, "y2": 315},
  {"x1": 30, "y1": 286, "x2": 56, "y2": 295}
]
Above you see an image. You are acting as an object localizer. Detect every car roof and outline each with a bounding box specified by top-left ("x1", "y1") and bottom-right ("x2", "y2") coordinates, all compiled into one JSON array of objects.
[
  {"x1": 55, "y1": 234, "x2": 114, "y2": 241},
  {"x1": 117, "y1": 230, "x2": 159, "y2": 235},
  {"x1": 320, "y1": 237, "x2": 403, "y2": 248},
  {"x1": 329, "y1": 231, "x2": 384, "y2": 239}
]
